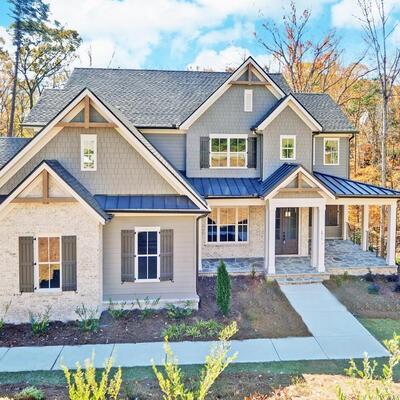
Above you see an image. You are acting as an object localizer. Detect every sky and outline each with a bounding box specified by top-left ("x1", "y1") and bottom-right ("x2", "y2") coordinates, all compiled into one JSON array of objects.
[{"x1": 0, "y1": 0, "x2": 399, "y2": 72}]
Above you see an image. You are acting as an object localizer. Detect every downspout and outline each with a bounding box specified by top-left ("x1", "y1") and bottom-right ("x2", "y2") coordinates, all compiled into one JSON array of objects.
[{"x1": 196, "y1": 213, "x2": 208, "y2": 309}]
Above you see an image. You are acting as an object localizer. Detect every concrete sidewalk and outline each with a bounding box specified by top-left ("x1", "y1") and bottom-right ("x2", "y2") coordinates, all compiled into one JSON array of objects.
[{"x1": 0, "y1": 284, "x2": 389, "y2": 372}]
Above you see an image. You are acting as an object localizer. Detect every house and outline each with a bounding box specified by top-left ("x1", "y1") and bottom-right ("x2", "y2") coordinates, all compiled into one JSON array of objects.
[{"x1": 0, "y1": 57, "x2": 398, "y2": 323}]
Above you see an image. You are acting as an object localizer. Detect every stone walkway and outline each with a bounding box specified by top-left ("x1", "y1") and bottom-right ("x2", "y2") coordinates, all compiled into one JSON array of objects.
[{"x1": 0, "y1": 284, "x2": 388, "y2": 372}]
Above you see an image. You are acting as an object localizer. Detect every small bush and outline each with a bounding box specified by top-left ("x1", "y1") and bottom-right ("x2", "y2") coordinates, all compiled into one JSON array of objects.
[
  {"x1": 29, "y1": 307, "x2": 51, "y2": 336},
  {"x1": 0, "y1": 300, "x2": 11, "y2": 333},
  {"x1": 364, "y1": 269, "x2": 374, "y2": 282},
  {"x1": 166, "y1": 301, "x2": 193, "y2": 320},
  {"x1": 15, "y1": 386, "x2": 45, "y2": 400},
  {"x1": 135, "y1": 296, "x2": 160, "y2": 319},
  {"x1": 393, "y1": 283, "x2": 400, "y2": 293},
  {"x1": 63, "y1": 357, "x2": 122, "y2": 400},
  {"x1": 163, "y1": 319, "x2": 224, "y2": 340},
  {"x1": 107, "y1": 298, "x2": 127, "y2": 319},
  {"x1": 367, "y1": 283, "x2": 380, "y2": 295},
  {"x1": 386, "y1": 274, "x2": 399, "y2": 283},
  {"x1": 250, "y1": 265, "x2": 257, "y2": 279},
  {"x1": 75, "y1": 304, "x2": 99, "y2": 332},
  {"x1": 216, "y1": 260, "x2": 231, "y2": 316}
]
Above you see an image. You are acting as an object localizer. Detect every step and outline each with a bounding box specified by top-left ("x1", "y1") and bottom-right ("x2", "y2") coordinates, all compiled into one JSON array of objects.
[{"x1": 275, "y1": 276, "x2": 326, "y2": 285}]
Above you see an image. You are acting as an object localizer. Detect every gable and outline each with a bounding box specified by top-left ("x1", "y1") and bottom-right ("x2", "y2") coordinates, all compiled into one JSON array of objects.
[{"x1": 267, "y1": 106, "x2": 314, "y2": 134}]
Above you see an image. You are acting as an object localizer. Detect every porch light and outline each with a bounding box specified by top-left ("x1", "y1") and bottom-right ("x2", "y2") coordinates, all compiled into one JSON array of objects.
[{"x1": 284, "y1": 209, "x2": 291, "y2": 218}]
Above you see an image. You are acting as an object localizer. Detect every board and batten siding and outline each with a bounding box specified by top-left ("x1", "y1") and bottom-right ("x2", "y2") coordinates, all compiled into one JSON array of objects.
[
  {"x1": 0, "y1": 127, "x2": 177, "y2": 195},
  {"x1": 143, "y1": 133, "x2": 186, "y2": 171},
  {"x1": 185, "y1": 85, "x2": 276, "y2": 178},
  {"x1": 313, "y1": 137, "x2": 349, "y2": 178},
  {"x1": 103, "y1": 215, "x2": 198, "y2": 301}
]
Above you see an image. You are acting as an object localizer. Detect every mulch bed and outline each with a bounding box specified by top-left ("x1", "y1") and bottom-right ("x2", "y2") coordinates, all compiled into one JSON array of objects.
[
  {"x1": 325, "y1": 274, "x2": 400, "y2": 319},
  {"x1": 0, "y1": 276, "x2": 309, "y2": 347}
]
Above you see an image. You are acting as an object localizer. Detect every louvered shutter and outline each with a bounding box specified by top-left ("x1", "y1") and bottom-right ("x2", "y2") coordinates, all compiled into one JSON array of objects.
[
  {"x1": 19, "y1": 237, "x2": 34, "y2": 293},
  {"x1": 160, "y1": 229, "x2": 173, "y2": 281},
  {"x1": 121, "y1": 230, "x2": 135, "y2": 282},
  {"x1": 200, "y1": 137, "x2": 210, "y2": 168},
  {"x1": 247, "y1": 137, "x2": 257, "y2": 168},
  {"x1": 62, "y1": 236, "x2": 77, "y2": 291}
]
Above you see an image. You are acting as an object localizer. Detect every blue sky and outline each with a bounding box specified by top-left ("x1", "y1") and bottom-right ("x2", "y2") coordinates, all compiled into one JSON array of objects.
[{"x1": 0, "y1": 0, "x2": 399, "y2": 71}]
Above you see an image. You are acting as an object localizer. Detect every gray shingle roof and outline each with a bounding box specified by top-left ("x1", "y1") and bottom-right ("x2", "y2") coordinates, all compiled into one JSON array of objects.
[{"x1": 0, "y1": 137, "x2": 31, "y2": 168}]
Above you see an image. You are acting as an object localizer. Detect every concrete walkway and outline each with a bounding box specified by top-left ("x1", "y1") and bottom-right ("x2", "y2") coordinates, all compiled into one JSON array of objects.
[{"x1": 0, "y1": 284, "x2": 389, "y2": 372}]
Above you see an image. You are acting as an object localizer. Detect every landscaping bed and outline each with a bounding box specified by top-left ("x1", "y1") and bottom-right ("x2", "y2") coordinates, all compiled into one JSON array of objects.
[
  {"x1": 325, "y1": 274, "x2": 400, "y2": 319},
  {"x1": 0, "y1": 277, "x2": 309, "y2": 347}
]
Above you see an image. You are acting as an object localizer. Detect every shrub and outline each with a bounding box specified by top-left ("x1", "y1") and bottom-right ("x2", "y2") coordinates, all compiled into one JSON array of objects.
[
  {"x1": 393, "y1": 283, "x2": 400, "y2": 293},
  {"x1": 135, "y1": 296, "x2": 160, "y2": 319},
  {"x1": 364, "y1": 269, "x2": 374, "y2": 282},
  {"x1": 153, "y1": 322, "x2": 238, "y2": 400},
  {"x1": 367, "y1": 283, "x2": 380, "y2": 295},
  {"x1": 63, "y1": 357, "x2": 122, "y2": 400},
  {"x1": 250, "y1": 265, "x2": 257, "y2": 279},
  {"x1": 0, "y1": 300, "x2": 11, "y2": 333},
  {"x1": 15, "y1": 386, "x2": 45, "y2": 400},
  {"x1": 29, "y1": 307, "x2": 51, "y2": 336},
  {"x1": 162, "y1": 319, "x2": 224, "y2": 340},
  {"x1": 107, "y1": 298, "x2": 127, "y2": 319},
  {"x1": 166, "y1": 301, "x2": 193, "y2": 320},
  {"x1": 75, "y1": 304, "x2": 99, "y2": 333},
  {"x1": 386, "y1": 274, "x2": 399, "y2": 283},
  {"x1": 216, "y1": 261, "x2": 231, "y2": 316}
]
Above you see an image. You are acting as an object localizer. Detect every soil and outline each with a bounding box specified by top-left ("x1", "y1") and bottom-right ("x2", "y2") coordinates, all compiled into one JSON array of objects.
[
  {"x1": 0, "y1": 277, "x2": 309, "y2": 347},
  {"x1": 325, "y1": 274, "x2": 400, "y2": 319}
]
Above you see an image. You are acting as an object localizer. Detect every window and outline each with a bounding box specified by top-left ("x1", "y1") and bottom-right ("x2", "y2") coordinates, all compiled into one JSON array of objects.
[
  {"x1": 210, "y1": 135, "x2": 247, "y2": 168},
  {"x1": 81, "y1": 134, "x2": 97, "y2": 171},
  {"x1": 244, "y1": 89, "x2": 253, "y2": 112},
  {"x1": 326, "y1": 205, "x2": 339, "y2": 226},
  {"x1": 280, "y1": 135, "x2": 296, "y2": 160},
  {"x1": 37, "y1": 236, "x2": 61, "y2": 290},
  {"x1": 324, "y1": 138, "x2": 339, "y2": 165},
  {"x1": 207, "y1": 208, "x2": 249, "y2": 243},
  {"x1": 135, "y1": 227, "x2": 160, "y2": 281}
]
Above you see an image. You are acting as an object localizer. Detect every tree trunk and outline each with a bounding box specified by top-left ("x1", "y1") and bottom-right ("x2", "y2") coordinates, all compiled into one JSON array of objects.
[{"x1": 380, "y1": 99, "x2": 388, "y2": 256}]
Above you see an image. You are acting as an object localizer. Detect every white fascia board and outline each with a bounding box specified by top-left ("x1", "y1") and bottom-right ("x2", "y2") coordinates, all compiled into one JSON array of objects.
[
  {"x1": 180, "y1": 57, "x2": 285, "y2": 130},
  {"x1": 256, "y1": 95, "x2": 323, "y2": 132}
]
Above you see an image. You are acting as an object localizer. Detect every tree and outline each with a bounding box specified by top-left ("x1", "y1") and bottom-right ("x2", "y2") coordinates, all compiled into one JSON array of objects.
[
  {"x1": 357, "y1": 0, "x2": 400, "y2": 255},
  {"x1": 17, "y1": 21, "x2": 81, "y2": 109},
  {"x1": 216, "y1": 261, "x2": 231, "y2": 316},
  {"x1": 7, "y1": 0, "x2": 49, "y2": 136}
]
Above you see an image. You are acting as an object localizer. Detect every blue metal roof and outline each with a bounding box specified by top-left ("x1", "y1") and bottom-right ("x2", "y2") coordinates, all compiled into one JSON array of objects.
[
  {"x1": 260, "y1": 163, "x2": 300, "y2": 197},
  {"x1": 314, "y1": 171, "x2": 400, "y2": 197},
  {"x1": 94, "y1": 195, "x2": 200, "y2": 211}
]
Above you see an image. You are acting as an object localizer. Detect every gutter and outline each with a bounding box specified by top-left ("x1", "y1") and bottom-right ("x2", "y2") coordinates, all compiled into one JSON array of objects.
[{"x1": 195, "y1": 213, "x2": 208, "y2": 309}]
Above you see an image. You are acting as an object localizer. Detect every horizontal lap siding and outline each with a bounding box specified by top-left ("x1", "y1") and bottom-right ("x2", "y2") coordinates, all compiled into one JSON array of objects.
[{"x1": 103, "y1": 216, "x2": 197, "y2": 298}]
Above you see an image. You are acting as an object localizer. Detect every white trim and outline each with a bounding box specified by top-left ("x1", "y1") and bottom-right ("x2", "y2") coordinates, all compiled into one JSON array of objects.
[
  {"x1": 313, "y1": 136, "x2": 316, "y2": 166},
  {"x1": 280, "y1": 135, "x2": 296, "y2": 161},
  {"x1": 139, "y1": 128, "x2": 187, "y2": 134},
  {"x1": 323, "y1": 138, "x2": 340, "y2": 166},
  {"x1": 255, "y1": 95, "x2": 323, "y2": 132},
  {"x1": 326, "y1": 198, "x2": 399, "y2": 206},
  {"x1": 244, "y1": 89, "x2": 253, "y2": 112},
  {"x1": 134, "y1": 227, "x2": 160, "y2": 282},
  {"x1": 207, "y1": 198, "x2": 264, "y2": 206},
  {"x1": 209, "y1": 135, "x2": 248, "y2": 169},
  {"x1": 80, "y1": 134, "x2": 97, "y2": 171},
  {"x1": 180, "y1": 57, "x2": 285, "y2": 130}
]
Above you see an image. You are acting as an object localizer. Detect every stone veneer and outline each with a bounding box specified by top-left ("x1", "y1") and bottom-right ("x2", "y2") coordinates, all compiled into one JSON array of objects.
[{"x1": 0, "y1": 202, "x2": 103, "y2": 323}]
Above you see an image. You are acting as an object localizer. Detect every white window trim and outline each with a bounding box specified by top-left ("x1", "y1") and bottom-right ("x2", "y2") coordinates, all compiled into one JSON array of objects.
[
  {"x1": 312, "y1": 136, "x2": 315, "y2": 166},
  {"x1": 280, "y1": 135, "x2": 296, "y2": 161},
  {"x1": 323, "y1": 138, "x2": 340, "y2": 166},
  {"x1": 209, "y1": 134, "x2": 248, "y2": 169},
  {"x1": 244, "y1": 89, "x2": 253, "y2": 112},
  {"x1": 206, "y1": 207, "x2": 249, "y2": 244},
  {"x1": 80, "y1": 134, "x2": 97, "y2": 171},
  {"x1": 134, "y1": 227, "x2": 160, "y2": 283},
  {"x1": 34, "y1": 234, "x2": 62, "y2": 293}
]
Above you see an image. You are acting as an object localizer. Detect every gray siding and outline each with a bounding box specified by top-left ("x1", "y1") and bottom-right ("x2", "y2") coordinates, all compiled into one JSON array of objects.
[
  {"x1": 262, "y1": 107, "x2": 313, "y2": 178},
  {"x1": 186, "y1": 85, "x2": 277, "y2": 178},
  {"x1": 313, "y1": 137, "x2": 349, "y2": 178},
  {"x1": 144, "y1": 134, "x2": 186, "y2": 171},
  {"x1": 103, "y1": 215, "x2": 197, "y2": 299},
  {"x1": 1, "y1": 127, "x2": 177, "y2": 195}
]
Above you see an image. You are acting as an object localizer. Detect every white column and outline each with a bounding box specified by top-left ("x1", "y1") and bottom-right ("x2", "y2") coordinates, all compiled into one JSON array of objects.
[
  {"x1": 311, "y1": 207, "x2": 318, "y2": 268},
  {"x1": 361, "y1": 205, "x2": 369, "y2": 251},
  {"x1": 386, "y1": 202, "x2": 397, "y2": 266},
  {"x1": 267, "y1": 203, "x2": 276, "y2": 274},
  {"x1": 317, "y1": 205, "x2": 326, "y2": 272},
  {"x1": 198, "y1": 218, "x2": 203, "y2": 271},
  {"x1": 264, "y1": 204, "x2": 269, "y2": 272},
  {"x1": 342, "y1": 205, "x2": 348, "y2": 240}
]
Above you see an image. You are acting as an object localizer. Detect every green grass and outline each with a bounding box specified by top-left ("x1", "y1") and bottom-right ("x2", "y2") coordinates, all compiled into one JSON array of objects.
[{"x1": 358, "y1": 317, "x2": 400, "y2": 344}]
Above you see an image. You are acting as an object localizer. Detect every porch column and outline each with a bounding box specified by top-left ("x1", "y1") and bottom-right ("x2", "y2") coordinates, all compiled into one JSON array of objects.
[
  {"x1": 386, "y1": 202, "x2": 397, "y2": 266},
  {"x1": 317, "y1": 205, "x2": 326, "y2": 272},
  {"x1": 267, "y1": 202, "x2": 276, "y2": 274},
  {"x1": 342, "y1": 205, "x2": 348, "y2": 240},
  {"x1": 311, "y1": 207, "x2": 318, "y2": 268},
  {"x1": 198, "y1": 218, "x2": 203, "y2": 271},
  {"x1": 361, "y1": 205, "x2": 369, "y2": 251}
]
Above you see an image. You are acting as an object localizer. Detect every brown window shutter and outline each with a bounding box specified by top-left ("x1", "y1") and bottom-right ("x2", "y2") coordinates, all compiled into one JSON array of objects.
[
  {"x1": 62, "y1": 236, "x2": 77, "y2": 291},
  {"x1": 121, "y1": 230, "x2": 135, "y2": 282},
  {"x1": 19, "y1": 237, "x2": 34, "y2": 293},
  {"x1": 200, "y1": 137, "x2": 210, "y2": 168},
  {"x1": 160, "y1": 229, "x2": 173, "y2": 281},
  {"x1": 247, "y1": 137, "x2": 257, "y2": 168}
]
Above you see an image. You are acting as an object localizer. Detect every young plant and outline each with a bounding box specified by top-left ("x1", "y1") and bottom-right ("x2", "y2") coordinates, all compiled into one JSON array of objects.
[
  {"x1": 367, "y1": 283, "x2": 380, "y2": 295},
  {"x1": 63, "y1": 357, "x2": 122, "y2": 400},
  {"x1": 364, "y1": 269, "x2": 374, "y2": 282},
  {"x1": 15, "y1": 386, "x2": 45, "y2": 400},
  {"x1": 153, "y1": 322, "x2": 238, "y2": 400},
  {"x1": 29, "y1": 306, "x2": 51, "y2": 336},
  {"x1": 0, "y1": 300, "x2": 11, "y2": 333},
  {"x1": 75, "y1": 304, "x2": 99, "y2": 333},
  {"x1": 135, "y1": 296, "x2": 160, "y2": 319},
  {"x1": 107, "y1": 298, "x2": 127, "y2": 319},
  {"x1": 166, "y1": 301, "x2": 193, "y2": 320},
  {"x1": 162, "y1": 319, "x2": 223, "y2": 340},
  {"x1": 216, "y1": 261, "x2": 231, "y2": 316}
]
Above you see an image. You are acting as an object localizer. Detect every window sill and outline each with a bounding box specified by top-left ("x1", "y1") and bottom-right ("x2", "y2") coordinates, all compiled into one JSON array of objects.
[
  {"x1": 34, "y1": 289, "x2": 63, "y2": 295},
  {"x1": 205, "y1": 241, "x2": 249, "y2": 246},
  {"x1": 135, "y1": 279, "x2": 160, "y2": 283}
]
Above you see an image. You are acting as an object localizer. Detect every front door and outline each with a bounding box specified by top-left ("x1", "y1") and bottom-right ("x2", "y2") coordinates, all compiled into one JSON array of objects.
[{"x1": 275, "y1": 208, "x2": 298, "y2": 255}]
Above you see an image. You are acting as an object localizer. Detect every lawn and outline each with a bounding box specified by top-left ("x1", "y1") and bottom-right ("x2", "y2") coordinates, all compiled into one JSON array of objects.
[{"x1": 0, "y1": 277, "x2": 309, "y2": 347}]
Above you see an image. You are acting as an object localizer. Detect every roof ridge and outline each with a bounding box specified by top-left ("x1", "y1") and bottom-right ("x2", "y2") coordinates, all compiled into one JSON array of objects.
[{"x1": 73, "y1": 67, "x2": 232, "y2": 74}]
